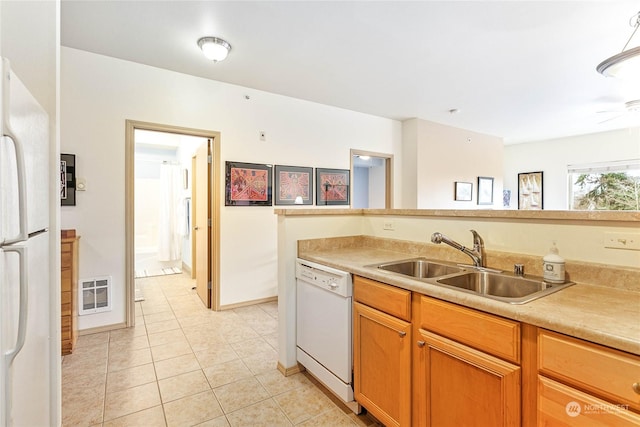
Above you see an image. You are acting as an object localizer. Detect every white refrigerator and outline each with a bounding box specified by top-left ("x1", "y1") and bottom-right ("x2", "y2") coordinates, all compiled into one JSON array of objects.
[{"x1": 0, "y1": 58, "x2": 52, "y2": 426}]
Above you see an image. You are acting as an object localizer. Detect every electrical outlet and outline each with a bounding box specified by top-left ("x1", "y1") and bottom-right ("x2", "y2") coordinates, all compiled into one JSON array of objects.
[
  {"x1": 383, "y1": 221, "x2": 394, "y2": 231},
  {"x1": 604, "y1": 233, "x2": 640, "y2": 251}
]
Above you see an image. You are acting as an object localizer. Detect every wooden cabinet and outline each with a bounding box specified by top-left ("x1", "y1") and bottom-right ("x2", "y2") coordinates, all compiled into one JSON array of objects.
[
  {"x1": 353, "y1": 276, "x2": 412, "y2": 427},
  {"x1": 352, "y1": 276, "x2": 639, "y2": 427},
  {"x1": 538, "y1": 329, "x2": 640, "y2": 425},
  {"x1": 61, "y1": 231, "x2": 79, "y2": 355},
  {"x1": 414, "y1": 295, "x2": 522, "y2": 427}
]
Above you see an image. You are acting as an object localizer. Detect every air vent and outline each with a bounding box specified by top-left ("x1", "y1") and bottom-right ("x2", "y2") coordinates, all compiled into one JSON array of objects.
[{"x1": 79, "y1": 276, "x2": 112, "y2": 315}]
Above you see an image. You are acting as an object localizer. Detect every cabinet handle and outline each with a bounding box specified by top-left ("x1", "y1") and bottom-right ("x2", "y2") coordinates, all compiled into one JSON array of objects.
[
  {"x1": 633, "y1": 382, "x2": 640, "y2": 395},
  {"x1": 417, "y1": 341, "x2": 425, "y2": 348},
  {"x1": 398, "y1": 331, "x2": 406, "y2": 338}
]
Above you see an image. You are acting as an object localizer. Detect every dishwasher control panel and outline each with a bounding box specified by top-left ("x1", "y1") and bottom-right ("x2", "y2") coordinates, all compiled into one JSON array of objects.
[{"x1": 296, "y1": 258, "x2": 352, "y2": 297}]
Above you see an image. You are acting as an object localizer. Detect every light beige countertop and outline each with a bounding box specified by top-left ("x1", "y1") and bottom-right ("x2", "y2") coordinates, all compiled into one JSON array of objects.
[{"x1": 299, "y1": 245, "x2": 640, "y2": 356}]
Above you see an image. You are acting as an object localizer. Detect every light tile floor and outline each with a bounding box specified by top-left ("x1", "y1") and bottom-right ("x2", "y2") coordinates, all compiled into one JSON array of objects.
[{"x1": 62, "y1": 273, "x2": 380, "y2": 426}]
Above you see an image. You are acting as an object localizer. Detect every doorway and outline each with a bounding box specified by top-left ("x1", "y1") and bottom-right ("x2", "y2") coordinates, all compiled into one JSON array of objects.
[
  {"x1": 125, "y1": 120, "x2": 221, "y2": 327},
  {"x1": 351, "y1": 149, "x2": 394, "y2": 208}
]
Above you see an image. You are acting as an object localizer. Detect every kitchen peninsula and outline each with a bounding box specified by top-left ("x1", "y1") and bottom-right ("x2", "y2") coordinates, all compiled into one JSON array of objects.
[{"x1": 276, "y1": 209, "x2": 640, "y2": 425}]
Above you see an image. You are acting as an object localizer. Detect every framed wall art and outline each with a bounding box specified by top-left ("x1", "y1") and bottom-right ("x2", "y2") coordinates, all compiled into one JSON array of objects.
[
  {"x1": 316, "y1": 168, "x2": 350, "y2": 206},
  {"x1": 274, "y1": 165, "x2": 313, "y2": 205},
  {"x1": 477, "y1": 176, "x2": 494, "y2": 205},
  {"x1": 60, "y1": 153, "x2": 76, "y2": 206},
  {"x1": 454, "y1": 181, "x2": 472, "y2": 201},
  {"x1": 518, "y1": 171, "x2": 543, "y2": 210},
  {"x1": 225, "y1": 161, "x2": 272, "y2": 206}
]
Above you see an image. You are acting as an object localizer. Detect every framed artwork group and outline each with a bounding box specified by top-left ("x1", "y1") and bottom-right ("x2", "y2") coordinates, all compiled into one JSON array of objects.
[
  {"x1": 225, "y1": 161, "x2": 350, "y2": 207},
  {"x1": 453, "y1": 172, "x2": 544, "y2": 209}
]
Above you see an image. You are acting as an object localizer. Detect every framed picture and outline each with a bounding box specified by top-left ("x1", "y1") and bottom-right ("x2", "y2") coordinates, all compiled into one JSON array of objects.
[
  {"x1": 503, "y1": 189, "x2": 511, "y2": 207},
  {"x1": 518, "y1": 171, "x2": 543, "y2": 210},
  {"x1": 316, "y1": 168, "x2": 350, "y2": 205},
  {"x1": 225, "y1": 161, "x2": 272, "y2": 206},
  {"x1": 454, "y1": 181, "x2": 472, "y2": 201},
  {"x1": 60, "y1": 153, "x2": 76, "y2": 206},
  {"x1": 477, "y1": 176, "x2": 494, "y2": 205},
  {"x1": 274, "y1": 165, "x2": 313, "y2": 205}
]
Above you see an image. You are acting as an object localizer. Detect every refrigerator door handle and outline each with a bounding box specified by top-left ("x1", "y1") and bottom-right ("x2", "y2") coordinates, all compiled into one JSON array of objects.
[
  {"x1": 3, "y1": 245, "x2": 28, "y2": 367},
  {"x1": 1, "y1": 58, "x2": 28, "y2": 245}
]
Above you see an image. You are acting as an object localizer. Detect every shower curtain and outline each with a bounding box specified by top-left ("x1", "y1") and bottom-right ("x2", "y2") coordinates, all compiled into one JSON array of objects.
[{"x1": 158, "y1": 163, "x2": 183, "y2": 261}]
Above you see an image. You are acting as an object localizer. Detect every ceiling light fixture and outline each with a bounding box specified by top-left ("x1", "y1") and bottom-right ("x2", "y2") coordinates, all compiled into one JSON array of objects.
[
  {"x1": 597, "y1": 11, "x2": 640, "y2": 78},
  {"x1": 197, "y1": 37, "x2": 231, "y2": 62}
]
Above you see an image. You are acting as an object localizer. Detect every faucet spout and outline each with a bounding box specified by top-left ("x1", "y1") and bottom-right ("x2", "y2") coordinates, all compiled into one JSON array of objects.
[{"x1": 431, "y1": 230, "x2": 485, "y2": 268}]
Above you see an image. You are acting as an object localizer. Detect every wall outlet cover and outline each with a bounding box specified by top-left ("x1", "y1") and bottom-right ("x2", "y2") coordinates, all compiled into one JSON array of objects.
[{"x1": 604, "y1": 232, "x2": 640, "y2": 251}]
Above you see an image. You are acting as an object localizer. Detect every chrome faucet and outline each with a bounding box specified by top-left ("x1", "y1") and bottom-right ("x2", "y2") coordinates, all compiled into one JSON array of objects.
[{"x1": 431, "y1": 230, "x2": 486, "y2": 268}]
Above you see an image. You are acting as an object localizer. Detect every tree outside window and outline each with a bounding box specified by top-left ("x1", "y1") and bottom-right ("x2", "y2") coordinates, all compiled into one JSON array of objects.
[{"x1": 569, "y1": 162, "x2": 640, "y2": 211}]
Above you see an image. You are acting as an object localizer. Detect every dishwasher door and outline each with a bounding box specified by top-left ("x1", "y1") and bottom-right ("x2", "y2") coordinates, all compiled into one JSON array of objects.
[{"x1": 296, "y1": 277, "x2": 352, "y2": 383}]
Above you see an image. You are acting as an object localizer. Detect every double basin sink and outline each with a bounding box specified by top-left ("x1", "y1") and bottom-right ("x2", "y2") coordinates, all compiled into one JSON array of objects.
[{"x1": 371, "y1": 258, "x2": 574, "y2": 304}]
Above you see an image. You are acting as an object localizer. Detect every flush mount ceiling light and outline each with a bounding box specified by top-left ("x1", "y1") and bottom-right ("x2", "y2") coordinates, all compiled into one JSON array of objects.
[
  {"x1": 597, "y1": 11, "x2": 640, "y2": 78},
  {"x1": 197, "y1": 37, "x2": 231, "y2": 62}
]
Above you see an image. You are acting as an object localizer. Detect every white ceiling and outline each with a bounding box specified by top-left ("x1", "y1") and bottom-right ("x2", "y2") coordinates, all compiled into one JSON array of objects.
[{"x1": 61, "y1": 1, "x2": 640, "y2": 144}]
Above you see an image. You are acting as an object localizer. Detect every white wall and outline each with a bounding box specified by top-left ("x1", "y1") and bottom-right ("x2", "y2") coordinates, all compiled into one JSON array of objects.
[
  {"x1": 61, "y1": 47, "x2": 402, "y2": 329},
  {"x1": 403, "y1": 118, "x2": 504, "y2": 209},
  {"x1": 401, "y1": 119, "x2": 418, "y2": 208},
  {"x1": 0, "y1": 1, "x2": 57, "y2": 117},
  {"x1": 504, "y1": 128, "x2": 640, "y2": 210}
]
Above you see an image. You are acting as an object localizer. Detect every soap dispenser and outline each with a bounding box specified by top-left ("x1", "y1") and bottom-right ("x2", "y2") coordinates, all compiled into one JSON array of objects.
[{"x1": 543, "y1": 241, "x2": 565, "y2": 284}]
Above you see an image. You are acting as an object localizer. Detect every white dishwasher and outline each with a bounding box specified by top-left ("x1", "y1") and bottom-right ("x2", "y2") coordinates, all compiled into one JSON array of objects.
[{"x1": 296, "y1": 258, "x2": 360, "y2": 414}]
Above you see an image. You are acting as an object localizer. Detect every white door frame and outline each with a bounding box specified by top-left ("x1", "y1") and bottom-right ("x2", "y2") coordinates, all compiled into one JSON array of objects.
[{"x1": 124, "y1": 120, "x2": 221, "y2": 327}]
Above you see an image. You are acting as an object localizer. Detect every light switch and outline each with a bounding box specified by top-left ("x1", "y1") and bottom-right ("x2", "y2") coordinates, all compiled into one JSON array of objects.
[{"x1": 76, "y1": 178, "x2": 87, "y2": 191}]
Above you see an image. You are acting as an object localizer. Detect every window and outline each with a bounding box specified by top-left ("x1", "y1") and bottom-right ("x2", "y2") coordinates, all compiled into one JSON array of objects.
[{"x1": 568, "y1": 160, "x2": 640, "y2": 210}]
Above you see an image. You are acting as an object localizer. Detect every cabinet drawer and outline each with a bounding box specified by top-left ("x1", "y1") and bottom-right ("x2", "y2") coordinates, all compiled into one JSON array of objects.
[
  {"x1": 61, "y1": 291, "x2": 71, "y2": 316},
  {"x1": 61, "y1": 319, "x2": 72, "y2": 338},
  {"x1": 420, "y1": 296, "x2": 520, "y2": 363},
  {"x1": 61, "y1": 251, "x2": 72, "y2": 269},
  {"x1": 539, "y1": 330, "x2": 640, "y2": 412},
  {"x1": 61, "y1": 290, "x2": 71, "y2": 305},
  {"x1": 354, "y1": 276, "x2": 411, "y2": 321},
  {"x1": 539, "y1": 376, "x2": 640, "y2": 426},
  {"x1": 61, "y1": 268, "x2": 72, "y2": 291}
]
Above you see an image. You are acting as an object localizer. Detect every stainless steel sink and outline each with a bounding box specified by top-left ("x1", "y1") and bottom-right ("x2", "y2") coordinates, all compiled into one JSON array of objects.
[
  {"x1": 369, "y1": 258, "x2": 574, "y2": 304},
  {"x1": 374, "y1": 258, "x2": 467, "y2": 278},
  {"x1": 436, "y1": 271, "x2": 574, "y2": 304}
]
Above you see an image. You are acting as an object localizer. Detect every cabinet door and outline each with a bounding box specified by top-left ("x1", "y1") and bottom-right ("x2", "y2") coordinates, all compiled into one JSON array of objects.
[
  {"x1": 415, "y1": 329, "x2": 521, "y2": 427},
  {"x1": 539, "y1": 376, "x2": 640, "y2": 426},
  {"x1": 354, "y1": 301, "x2": 411, "y2": 427}
]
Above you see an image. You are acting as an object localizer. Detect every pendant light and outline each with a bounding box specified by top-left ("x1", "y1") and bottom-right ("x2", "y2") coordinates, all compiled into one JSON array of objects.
[
  {"x1": 597, "y1": 11, "x2": 640, "y2": 79},
  {"x1": 197, "y1": 37, "x2": 231, "y2": 62}
]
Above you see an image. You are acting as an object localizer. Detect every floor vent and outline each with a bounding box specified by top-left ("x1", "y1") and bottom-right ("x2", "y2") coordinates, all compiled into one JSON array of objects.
[{"x1": 79, "y1": 276, "x2": 112, "y2": 315}]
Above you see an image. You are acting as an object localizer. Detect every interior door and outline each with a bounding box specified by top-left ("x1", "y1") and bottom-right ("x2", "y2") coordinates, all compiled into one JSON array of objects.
[{"x1": 193, "y1": 140, "x2": 211, "y2": 308}]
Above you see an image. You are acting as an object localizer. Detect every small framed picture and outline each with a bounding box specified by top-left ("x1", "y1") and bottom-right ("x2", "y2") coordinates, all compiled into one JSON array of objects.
[
  {"x1": 316, "y1": 168, "x2": 350, "y2": 205},
  {"x1": 477, "y1": 176, "x2": 494, "y2": 205},
  {"x1": 274, "y1": 165, "x2": 313, "y2": 205},
  {"x1": 454, "y1": 181, "x2": 472, "y2": 201},
  {"x1": 225, "y1": 161, "x2": 273, "y2": 206}
]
